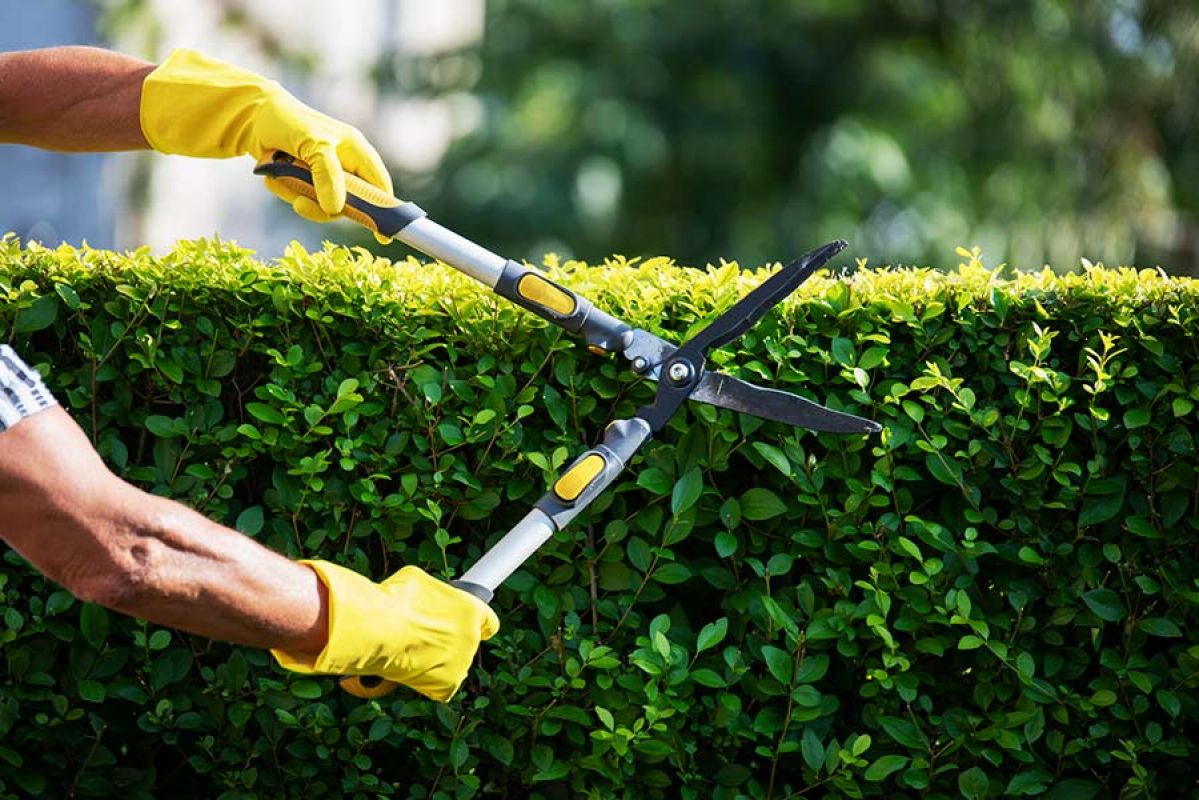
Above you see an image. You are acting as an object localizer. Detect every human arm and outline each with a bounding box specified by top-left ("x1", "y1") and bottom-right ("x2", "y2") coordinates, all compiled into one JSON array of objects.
[
  {"x1": 0, "y1": 46, "x2": 152, "y2": 151},
  {"x1": 0, "y1": 406, "x2": 330, "y2": 652},
  {"x1": 0, "y1": 45, "x2": 393, "y2": 221},
  {"x1": 0, "y1": 405, "x2": 498, "y2": 700}
]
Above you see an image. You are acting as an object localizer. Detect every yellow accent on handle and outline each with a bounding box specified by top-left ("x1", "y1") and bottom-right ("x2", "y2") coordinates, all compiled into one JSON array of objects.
[
  {"x1": 517, "y1": 274, "x2": 577, "y2": 316},
  {"x1": 553, "y1": 453, "x2": 607, "y2": 503},
  {"x1": 267, "y1": 175, "x2": 377, "y2": 233},
  {"x1": 257, "y1": 154, "x2": 403, "y2": 235},
  {"x1": 340, "y1": 675, "x2": 399, "y2": 699},
  {"x1": 344, "y1": 170, "x2": 402, "y2": 209}
]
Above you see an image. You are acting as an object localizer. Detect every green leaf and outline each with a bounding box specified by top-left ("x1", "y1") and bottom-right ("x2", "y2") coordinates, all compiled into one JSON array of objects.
[
  {"x1": 1125, "y1": 515, "x2": 1162, "y2": 539},
  {"x1": 1156, "y1": 689, "x2": 1181, "y2": 717},
  {"x1": 1079, "y1": 480, "x2": 1126, "y2": 526},
  {"x1": 801, "y1": 728, "x2": 824, "y2": 771},
  {"x1": 14, "y1": 294, "x2": 58, "y2": 333},
  {"x1": 54, "y1": 282, "x2": 81, "y2": 309},
  {"x1": 144, "y1": 415, "x2": 179, "y2": 438},
  {"x1": 696, "y1": 618, "x2": 728, "y2": 654},
  {"x1": 1016, "y1": 651, "x2": 1035, "y2": 679},
  {"x1": 740, "y1": 488, "x2": 787, "y2": 521},
  {"x1": 924, "y1": 452, "x2": 962, "y2": 486},
  {"x1": 714, "y1": 531, "x2": 738, "y2": 558},
  {"x1": 542, "y1": 384, "x2": 568, "y2": 429},
  {"x1": 246, "y1": 402, "x2": 286, "y2": 425},
  {"x1": 860, "y1": 346, "x2": 888, "y2": 370},
  {"x1": 878, "y1": 716, "x2": 924, "y2": 749},
  {"x1": 761, "y1": 645, "x2": 793, "y2": 685},
  {"x1": 766, "y1": 553, "x2": 793, "y2": 577},
  {"x1": 227, "y1": 702, "x2": 253, "y2": 729},
  {"x1": 595, "y1": 706, "x2": 614, "y2": 731},
  {"x1": 652, "y1": 563, "x2": 691, "y2": 584},
  {"x1": 626, "y1": 536, "x2": 652, "y2": 573},
  {"x1": 959, "y1": 766, "x2": 989, "y2": 800},
  {"x1": 437, "y1": 421, "x2": 464, "y2": 445},
  {"x1": 1082, "y1": 588, "x2": 1126, "y2": 622},
  {"x1": 1122, "y1": 408, "x2": 1151, "y2": 429},
  {"x1": 761, "y1": 595, "x2": 800, "y2": 636},
  {"x1": 1005, "y1": 770, "x2": 1051, "y2": 796},
  {"x1": 46, "y1": 591, "x2": 74, "y2": 615},
  {"x1": 1137, "y1": 617, "x2": 1182, "y2": 637},
  {"x1": 671, "y1": 467, "x2": 703, "y2": 515},
  {"x1": 794, "y1": 654, "x2": 829, "y2": 684},
  {"x1": 77, "y1": 679, "x2": 106, "y2": 703},
  {"x1": 636, "y1": 467, "x2": 673, "y2": 496},
  {"x1": 151, "y1": 648, "x2": 192, "y2": 690},
  {"x1": 449, "y1": 738, "x2": 470, "y2": 770},
  {"x1": 1017, "y1": 545, "x2": 1046, "y2": 565},
  {"x1": 752, "y1": 442, "x2": 792, "y2": 477},
  {"x1": 235, "y1": 505, "x2": 264, "y2": 536},
  {"x1": 719, "y1": 498, "x2": 741, "y2": 529},
  {"x1": 485, "y1": 734, "x2": 514, "y2": 766},
  {"x1": 158, "y1": 359, "x2": 184, "y2": 384},
  {"x1": 1079, "y1": 495, "x2": 1123, "y2": 527},
  {"x1": 897, "y1": 536, "x2": 923, "y2": 561},
  {"x1": 691, "y1": 669, "x2": 726, "y2": 688},
  {"x1": 291, "y1": 680, "x2": 323, "y2": 699},
  {"x1": 831, "y1": 336, "x2": 855, "y2": 366},
  {"x1": 864, "y1": 754, "x2": 908, "y2": 781},
  {"x1": 80, "y1": 603, "x2": 109, "y2": 649}
]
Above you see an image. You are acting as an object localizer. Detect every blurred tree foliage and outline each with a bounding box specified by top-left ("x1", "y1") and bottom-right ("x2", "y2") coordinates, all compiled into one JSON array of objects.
[{"x1": 372, "y1": 0, "x2": 1199, "y2": 274}]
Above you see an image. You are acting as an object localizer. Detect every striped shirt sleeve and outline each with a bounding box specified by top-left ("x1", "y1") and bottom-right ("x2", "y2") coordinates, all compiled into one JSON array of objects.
[{"x1": 0, "y1": 345, "x2": 59, "y2": 434}]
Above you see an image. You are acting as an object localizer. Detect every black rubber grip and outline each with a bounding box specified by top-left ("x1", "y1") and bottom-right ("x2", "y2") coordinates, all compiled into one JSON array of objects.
[
  {"x1": 253, "y1": 152, "x2": 426, "y2": 237},
  {"x1": 451, "y1": 580, "x2": 494, "y2": 604}
]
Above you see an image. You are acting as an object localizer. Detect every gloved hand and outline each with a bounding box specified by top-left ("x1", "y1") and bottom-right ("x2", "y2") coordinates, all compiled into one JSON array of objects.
[
  {"x1": 139, "y1": 48, "x2": 392, "y2": 235},
  {"x1": 271, "y1": 562, "x2": 499, "y2": 702}
]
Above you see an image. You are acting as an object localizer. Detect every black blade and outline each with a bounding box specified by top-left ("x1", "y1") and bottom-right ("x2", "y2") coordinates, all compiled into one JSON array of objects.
[
  {"x1": 682, "y1": 239, "x2": 847, "y2": 356},
  {"x1": 690, "y1": 371, "x2": 882, "y2": 433}
]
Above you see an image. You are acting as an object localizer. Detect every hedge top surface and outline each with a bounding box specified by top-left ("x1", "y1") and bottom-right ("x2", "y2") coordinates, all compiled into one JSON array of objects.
[{"x1": 4, "y1": 235, "x2": 1196, "y2": 328}]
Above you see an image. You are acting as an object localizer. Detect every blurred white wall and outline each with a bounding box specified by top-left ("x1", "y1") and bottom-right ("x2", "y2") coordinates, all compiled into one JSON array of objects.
[
  {"x1": 0, "y1": 0, "x2": 484, "y2": 256},
  {"x1": 0, "y1": 2, "x2": 117, "y2": 248}
]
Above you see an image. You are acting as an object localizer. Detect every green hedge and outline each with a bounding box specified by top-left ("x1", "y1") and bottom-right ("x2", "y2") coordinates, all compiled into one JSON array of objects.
[{"x1": 1, "y1": 235, "x2": 1197, "y2": 799}]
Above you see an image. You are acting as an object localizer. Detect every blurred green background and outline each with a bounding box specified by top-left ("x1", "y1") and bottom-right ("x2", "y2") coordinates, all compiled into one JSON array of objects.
[{"x1": 3, "y1": 0, "x2": 1199, "y2": 274}]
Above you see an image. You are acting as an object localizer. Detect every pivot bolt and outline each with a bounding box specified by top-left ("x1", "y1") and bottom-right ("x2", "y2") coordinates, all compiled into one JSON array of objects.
[
  {"x1": 666, "y1": 361, "x2": 693, "y2": 385},
  {"x1": 632, "y1": 356, "x2": 649, "y2": 372}
]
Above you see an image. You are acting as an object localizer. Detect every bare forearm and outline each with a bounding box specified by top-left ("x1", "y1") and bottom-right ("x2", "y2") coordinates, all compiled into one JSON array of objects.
[
  {"x1": 0, "y1": 46, "x2": 152, "y2": 151},
  {"x1": 92, "y1": 485, "x2": 330, "y2": 652},
  {"x1": 0, "y1": 409, "x2": 327, "y2": 653}
]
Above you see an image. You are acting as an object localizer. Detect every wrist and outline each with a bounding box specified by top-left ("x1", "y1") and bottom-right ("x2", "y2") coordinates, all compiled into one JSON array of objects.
[{"x1": 278, "y1": 562, "x2": 331, "y2": 654}]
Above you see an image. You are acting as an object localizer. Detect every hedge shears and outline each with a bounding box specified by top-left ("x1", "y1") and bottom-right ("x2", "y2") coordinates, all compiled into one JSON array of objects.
[{"x1": 254, "y1": 152, "x2": 882, "y2": 697}]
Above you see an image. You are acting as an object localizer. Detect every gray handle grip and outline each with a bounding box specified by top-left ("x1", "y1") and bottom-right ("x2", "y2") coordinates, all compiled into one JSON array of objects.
[{"x1": 455, "y1": 417, "x2": 653, "y2": 595}]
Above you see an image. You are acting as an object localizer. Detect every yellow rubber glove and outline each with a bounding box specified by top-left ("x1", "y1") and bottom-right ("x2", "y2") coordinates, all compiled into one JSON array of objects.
[
  {"x1": 271, "y1": 562, "x2": 499, "y2": 702},
  {"x1": 140, "y1": 48, "x2": 393, "y2": 233}
]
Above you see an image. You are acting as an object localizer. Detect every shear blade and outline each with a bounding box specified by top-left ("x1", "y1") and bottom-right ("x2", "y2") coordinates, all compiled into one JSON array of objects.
[
  {"x1": 691, "y1": 371, "x2": 882, "y2": 433},
  {"x1": 623, "y1": 330, "x2": 879, "y2": 433},
  {"x1": 682, "y1": 240, "x2": 847, "y2": 356}
]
